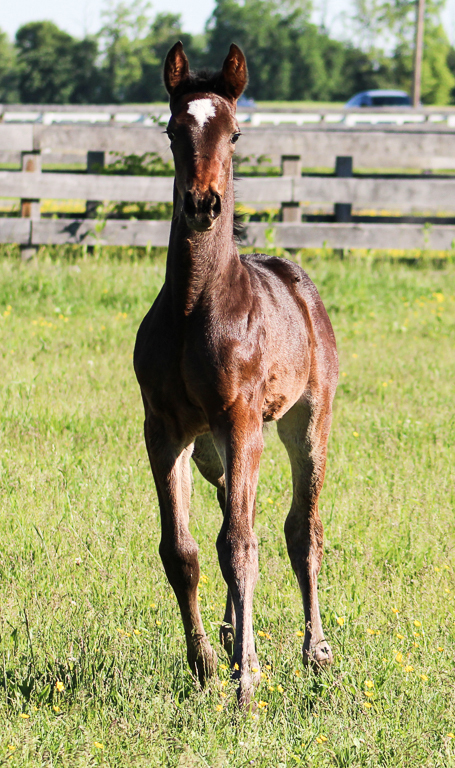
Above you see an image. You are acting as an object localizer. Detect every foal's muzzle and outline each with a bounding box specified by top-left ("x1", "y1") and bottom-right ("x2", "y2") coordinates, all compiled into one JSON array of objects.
[{"x1": 183, "y1": 190, "x2": 222, "y2": 231}]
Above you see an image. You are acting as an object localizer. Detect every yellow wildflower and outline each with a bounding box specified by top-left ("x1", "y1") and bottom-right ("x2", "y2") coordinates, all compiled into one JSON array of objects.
[
  {"x1": 55, "y1": 681, "x2": 65, "y2": 692},
  {"x1": 53, "y1": 706, "x2": 60, "y2": 713},
  {"x1": 396, "y1": 633, "x2": 404, "y2": 640},
  {"x1": 257, "y1": 700, "x2": 268, "y2": 709},
  {"x1": 93, "y1": 743, "x2": 104, "y2": 750},
  {"x1": 296, "y1": 630, "x2": 304, "y2": 637},
  {"x1": 336, "y1": 616, "x2": 345, "y2": 626},
  {"x1": 395, "y1": 652, "x2": 403, "y2": 663},
  {"x1": 365, "y1": 680, "x2": 374, "y2": 689},
  {"x1": 257, "y1": 630, "x2": 266, "y2": 637},
  {"x1": 220, "y1": 663, "x2": 228, "y2": 670},
  {"x1": 420, "y1": 674, "x2": 429, "y2": 682},
  {"x1": 277, "y1": 684, "x2": 284, "y2": 693},
  {"x1": 234, "y1": 663, "x2": 239, "y2": 670},
  {"x1": 216, "y1": 705, "x2": 223, "y2": 711},
  {"x1": 352, "y1": 432, "x2": 359, "y2": 438},
  {"x1": 413, "y1": 620, "x2": 422, "y2": 628},
  {"x1": 363, "y1": 702, "x2": 372, "y2": 709},
  {"x1": 404, "y1": 665, "x2": 414, "y2": 673},
  {"x1": 19, "y1": 713, "x2": 29, "y2": 719}
]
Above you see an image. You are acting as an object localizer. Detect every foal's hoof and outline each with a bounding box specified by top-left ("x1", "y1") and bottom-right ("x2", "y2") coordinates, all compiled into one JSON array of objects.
[
  {"x1": 188, "y1": 640, "x2": 217, "y2": 686},
  {"x1": 303, "y1": 640, "x2": 333, "y2": 671},
  {"x1": 232, "y1": 656, "x2": 261, "y2": 708}
]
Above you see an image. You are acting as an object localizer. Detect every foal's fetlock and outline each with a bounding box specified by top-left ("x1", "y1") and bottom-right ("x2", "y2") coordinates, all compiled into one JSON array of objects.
[
  {"x1": 303, "y1": 639, "x2": 333, "y2": 671},
  {"x1": 188, "y1": 639, "x2": 217, "y2": 685},
  {"x1": 231, "y1": 655, "x2": 261, "y2": 708}
]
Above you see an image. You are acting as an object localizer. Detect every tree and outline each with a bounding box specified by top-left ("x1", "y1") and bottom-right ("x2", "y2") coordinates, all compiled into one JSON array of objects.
[
  {"x1": 98, "y1": 0, "x2": 155, "y2": 102},
  {"x1": 16, "y1": 22, "x2": 77, "y2": 103},
  {"x1": 128, "y1": 13, "x2": 197, "y2": 102},
  {"x1": 420, "y1": 23, "x2": 455, "y2": 104},
  {"x1": 0, "y1": 29, "x2": 19, "y2": 103},
  {"x1": 204, "y1": 0, "x2": 378, "y2": 101},
  {"x1": 15, "y1": 21, "x2": 102, "y2": 104},
  {"x1": 350, "y1": 0, "x2": 455, "y2": 104}
]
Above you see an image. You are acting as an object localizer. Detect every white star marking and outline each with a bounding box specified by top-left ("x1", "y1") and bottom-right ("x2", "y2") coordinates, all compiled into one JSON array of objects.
[{"x1": 187, "y1": 99, "x2": 216, "y2": 128}]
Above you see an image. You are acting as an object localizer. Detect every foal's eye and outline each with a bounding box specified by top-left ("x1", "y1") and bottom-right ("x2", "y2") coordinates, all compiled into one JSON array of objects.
[
  {"x1": 231, "y1": 132, "x2": 241, "y2": 144},
  {"x1": 166, "y1": 128, "x2": 175, "y2": 141}
]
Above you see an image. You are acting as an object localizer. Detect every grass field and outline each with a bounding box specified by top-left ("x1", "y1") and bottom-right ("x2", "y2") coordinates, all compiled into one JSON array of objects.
[{"x1": 0, "y1": 245, "x2": 455, "y2": 767}]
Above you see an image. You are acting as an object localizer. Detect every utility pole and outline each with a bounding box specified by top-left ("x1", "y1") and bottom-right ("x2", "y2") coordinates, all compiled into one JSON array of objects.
[{"x1": 412, "y1": 0, "x2": 425, "y2": 107}]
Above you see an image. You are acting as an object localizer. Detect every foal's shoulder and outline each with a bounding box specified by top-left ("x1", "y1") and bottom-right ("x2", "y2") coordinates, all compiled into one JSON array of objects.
[{"x1": 240, "y1": 253, "x2": 316, "y2": 293}]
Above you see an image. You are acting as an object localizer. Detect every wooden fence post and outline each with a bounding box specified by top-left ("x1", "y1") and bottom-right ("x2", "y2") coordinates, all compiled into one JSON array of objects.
[
  {"x1": 20, "y1": 150, "x2": 41, "y2": 261},
  {"x1": 86, "y1": 151, "x2": 105, "y2": 218},
  {"x1": 281, "y1": 155, "x2": 301, "y2": 223},
  {"x1": 334, "y1": 156, "x2": 352, "y2": 223}
]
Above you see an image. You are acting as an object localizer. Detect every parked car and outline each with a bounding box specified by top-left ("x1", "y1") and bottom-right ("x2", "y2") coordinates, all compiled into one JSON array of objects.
[
  {"x1": 237, "y1": 95, "x2": 256, "y2": 108},
  {"x1": 345, "y1": 90, "x2": 412, "y2": 107}
]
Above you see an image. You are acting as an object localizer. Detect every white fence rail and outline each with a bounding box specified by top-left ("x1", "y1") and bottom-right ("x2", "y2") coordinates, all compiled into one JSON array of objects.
[{"x1": 1, "y1": 103, "x2": 455, "y2": 128}]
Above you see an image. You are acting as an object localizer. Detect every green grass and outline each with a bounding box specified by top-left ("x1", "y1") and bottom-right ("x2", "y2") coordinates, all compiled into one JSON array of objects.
[{"x1": 1, "y1": 245, "x2": 455, "y2": 766}]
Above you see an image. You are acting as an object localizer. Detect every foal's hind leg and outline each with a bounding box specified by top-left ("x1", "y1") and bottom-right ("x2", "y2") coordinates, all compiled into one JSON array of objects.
[
  {"x1": 192, "y1": 433, "x2": 236, "y2": 656},
  {"x1": 144, "y1": 414, "x2": 217, "y2": 685},
  {"x1": 277, "y1": 396, "x2": 334, "y2": 670}
]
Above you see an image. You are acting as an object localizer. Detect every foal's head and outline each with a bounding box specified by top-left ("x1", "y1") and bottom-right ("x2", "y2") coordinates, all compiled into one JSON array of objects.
[{"x1": 164, "y1": 41, "x2": 247, "y2": 232}]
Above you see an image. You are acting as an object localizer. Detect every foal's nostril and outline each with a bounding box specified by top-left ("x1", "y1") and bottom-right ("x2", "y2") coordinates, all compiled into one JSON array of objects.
[
  {"x1": 211, "y1": 193, "x2": 221, "y2": 217},
  {"x1": 183, "y1": 191, "x2": 197, "y2": 217}
]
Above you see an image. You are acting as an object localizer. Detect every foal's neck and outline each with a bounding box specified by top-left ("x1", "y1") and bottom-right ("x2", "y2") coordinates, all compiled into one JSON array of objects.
[{"x1": 166, "y1": 173, "x2": 241, "y2": 316}]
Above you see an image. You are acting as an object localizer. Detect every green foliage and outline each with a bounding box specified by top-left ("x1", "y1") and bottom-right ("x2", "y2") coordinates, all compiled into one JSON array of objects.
[
  {"x1": 97, "y1": 0, "x2": 155, "y2": 103},
  {"x1": 0, "y1": 250, "x2": 455, "y2": 763},
  {"x1": 421, "y1": 24, "x2": 455, "y2": 104},
  {"x1": 0, "y1": 28, "x2": 19, "y2": 103},
  {"x1": 350, "y1": 0, "x2": 455, "y2": 104},
  {"x1": 0, "y1": 0, "x2": 454, "y2": 104},
  {"x1": 103, "y1": 151, "x2": 174, "y2": 176},
  {"x1": 97, "y1": 3, "x2": 200, "y2": 102},
  {"x1": 15, "y1": 21, "x2": 101, "y2": 104}
]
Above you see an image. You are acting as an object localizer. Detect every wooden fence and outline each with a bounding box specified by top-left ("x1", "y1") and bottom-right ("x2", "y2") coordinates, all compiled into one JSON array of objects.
[{"x1": 1, "y1": 117, "x2": 455, "y2": 255}]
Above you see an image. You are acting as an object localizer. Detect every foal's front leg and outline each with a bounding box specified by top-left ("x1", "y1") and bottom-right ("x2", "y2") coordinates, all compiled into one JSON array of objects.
[
  {"x1": 145, "y1": 415, "x2": 217, "y2": 684},
  {"x1": 215, "y1": 414, "x2": 263, "y2": 707}
]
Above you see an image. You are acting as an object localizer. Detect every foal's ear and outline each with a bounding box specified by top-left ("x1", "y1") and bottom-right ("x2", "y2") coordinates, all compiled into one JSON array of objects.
[
  {"x1": 164, "y1": 41, "x2": 190, "y2": 95},
  {"x1": 221, "y1": 43, "x2": 248, "y2": 101}
]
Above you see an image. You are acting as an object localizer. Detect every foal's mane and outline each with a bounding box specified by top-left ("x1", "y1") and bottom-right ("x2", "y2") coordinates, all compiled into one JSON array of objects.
[{"x1": 170, "y1": 69, "x2": 235, "y2": 102}]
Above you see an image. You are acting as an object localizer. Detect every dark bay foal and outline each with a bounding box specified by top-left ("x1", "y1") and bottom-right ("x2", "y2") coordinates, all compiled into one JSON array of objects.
[{"x1": 134, "y1": 41, "x2": 338, "y2": 706}]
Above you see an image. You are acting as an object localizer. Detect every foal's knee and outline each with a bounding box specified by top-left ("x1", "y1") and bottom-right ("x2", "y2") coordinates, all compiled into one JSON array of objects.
[
  {"x1": 216, "y1": 526, "x2": 259, "y2": 591},
  {"x1": 159, "y1": 535, "x2": 200, "y2": 593}
]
